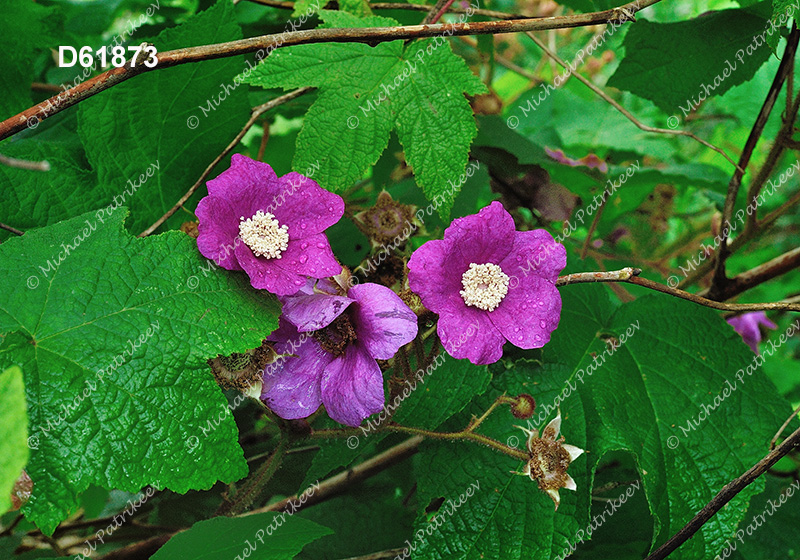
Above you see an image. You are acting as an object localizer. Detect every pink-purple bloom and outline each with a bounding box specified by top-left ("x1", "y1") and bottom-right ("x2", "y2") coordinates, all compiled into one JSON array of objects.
[
  {"x1": 408, "y1": 201, "x2": 566, "y2": 365},
  {"x1": 196, "y1": 154, "x2": 344, "y2": 295},
  {"x1": 727, "y1": 311, "x2": 777, "y2": 354},
  {"x1": 260, "y1": 275, "x2": 418, "y2": 427}
]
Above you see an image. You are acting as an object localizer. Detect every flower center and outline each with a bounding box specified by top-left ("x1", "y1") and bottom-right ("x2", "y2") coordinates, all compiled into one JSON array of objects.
[
  {"x1": 239, "y1": 210, "x2": 289, "y2": 259},
  {"x1": 459, "y1": 263, "x2": 509, "y2": 312},
  {"x1": 312, "y1": 313, "x2": 358, "y2": 357}
]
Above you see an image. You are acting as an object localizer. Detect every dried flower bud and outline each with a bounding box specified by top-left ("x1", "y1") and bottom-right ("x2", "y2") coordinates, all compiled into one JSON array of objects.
[{"x1": 209, "y1": 341, "x2": 275, "y2": 398}]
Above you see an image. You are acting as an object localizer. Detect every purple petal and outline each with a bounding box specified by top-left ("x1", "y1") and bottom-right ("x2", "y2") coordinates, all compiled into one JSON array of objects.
[
  {"x1": 234, "y1": 243, "x2": 308, "y2": 295},
  {"x1": 271, "y1": 172, "x2": 345, "y2": 238},
  {"x1": 195, "y1": 195, "x2": 243, "y2": 271},
  {"x1": 442, "y1": 200, "x2": 515, "y2": 267},
  {"x1": 321, "y1": 345, "x2": 384, "y2": 427},
  {"x1": 500, "y1": 229, "x2": 566, "y2": 283},
  {"x1": 437, "y1": 306, "x2": 505, "y2": 365},
  {"x1": 348, "y1": 283, "x2": 418, "y2": 360},
  {"x1": 282, "y1": 293, "x2": 354, "y2": 332},
  {"x1": 727, "y1": 312, "x2": 777, "y2": 354},
  {"x1": 272, "y1": 233, "x2": 342, "y2": 280},
  {"x1": 261, "y1": 321, "x2": 332, "y2": 420},
  {"x1": 408, "y1": 239, "x2": 463, "y2": 315},
  {"x1": 208, "y1": 154, "x2": 279, "y2": 201},
  {"x1": 489, "y1": 276, "x2": 562, "y2": 350}
]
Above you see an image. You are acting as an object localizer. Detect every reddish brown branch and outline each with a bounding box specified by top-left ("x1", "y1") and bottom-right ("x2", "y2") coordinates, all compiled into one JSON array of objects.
[
  {"x1": 0, "y1": 0, "x2": 658, "y2": 141},
  {"x1": 698, "y1": 246, "x2": 800, "y2": 301},
  {"x1": 645, "y1": 423, "x2": 800, "y2": 560}
]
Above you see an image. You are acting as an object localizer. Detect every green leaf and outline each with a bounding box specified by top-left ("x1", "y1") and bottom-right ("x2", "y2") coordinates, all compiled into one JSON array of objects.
[
  {"x1": 291, "y1": 0, "x2": 324, "y2": 18},
  {"x1": 0, "y1": 209, "x2": 281, "y2": 534},
  {"x1": 392, "y1": 352, "x2": 492, "y2": 429},
  {"x1": 0, "y1": 0, "x2": 56, "y2": 120},
  {"x1": 608, "y1": 9, "x2": 773, "y2": 114},
  {"x1": 77, "y1": 0, "x2": 251, "y2": 235},
  {"x1": 0, "y1": 366, "x2": 29, "y2": 514},
  {"x1": 0, "y1": 141, "x2": 97, "y2": 240},
  {"x1": 243, "y1": 11, "x2": 486, "y2": 217},
  {"x1": 151, "y1": 511, "x2": 332, "y2": 559},
  {"x1": 410, "y1": 287, "x2": 792, "y2": 558}
]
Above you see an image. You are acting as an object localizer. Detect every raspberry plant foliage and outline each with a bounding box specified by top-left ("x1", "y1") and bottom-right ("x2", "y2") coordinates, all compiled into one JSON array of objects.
[{"x1": 1, "y1": 0, "x2": 800, "y2": 559}]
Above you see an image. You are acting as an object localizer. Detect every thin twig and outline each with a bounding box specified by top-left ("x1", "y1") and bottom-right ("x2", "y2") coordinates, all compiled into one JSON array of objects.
[
  {"x1": 245, "y1": 436, "x2": 423, "y2": 516},
  {"x1": 338, "y1": 549, "x2": 407, "y2": 560},
  {"x1": 0, "y1": 223, "x2": 24, "y2": 236},
  {"x1": 644, "y1": 423, "x2": 800, "y2": 560},
  {"x1": 556, "y1": 268, "x2": 800, "y2": 312},
  {"x1": 0, "y1": 153, "x2": 51, "y2": 172},
  {"x1": 710, "y1": 25, "x2": 800, "y2": 296},
  {"x1": 771, "y1": 404, "x2": 800, "y2": 449},
  {"x1": 678, "y1": 188, "x2": 800, "y2": 288},
  {"x1": 243, "y1": 0, "x2": 528, "y2": 19},
  {"x1": 0, "y1": 0, "x2": 659, "y2": 141},
  {"x1": 525, "y1": 33, "x2": 743, "y2": 171},
  {"x1": 580, "y1": 192, "x2": 609, "y2": 260},
  {"x1": 697, "y1": 246, "x2": 800, "y2": 301},
  {"x1": 138, "y1": 87, "x2": 309, "y2": 237}
]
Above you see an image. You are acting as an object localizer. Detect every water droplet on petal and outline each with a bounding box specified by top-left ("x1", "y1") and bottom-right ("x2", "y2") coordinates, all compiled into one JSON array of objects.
[
  {"x1": 300, "y1": 223, "x2": 307, "y2": 229},
  {"x1": 317, "y1": 242, "x2": 325, "y2": 249},
  {"x1": 301, "y1": 242, "x2": 309, "y2": 250},
  {"x1": 540, "y1": 320, "x2": 546, "y2": 328},
  {"x1": 299, "y1": 255, "x2": 308, "y2": 264}
]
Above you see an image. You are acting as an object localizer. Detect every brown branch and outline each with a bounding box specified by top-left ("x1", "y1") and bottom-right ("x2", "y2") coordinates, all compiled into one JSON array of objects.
[
  {"x1": 96, "y1": 534, "x2": 172, "y2": 560},
  {"x1": 556, "y1": 268, "x2": 800, "y2": 312},
  {"x1": 0, "y1": 223, "x2": 24, "y2": 236},
  {"x1": 243, "y1": 0, "x2": 528, "y2": 19},
  {"x1": 710, "y1": 24, "x2": 800, "y2": 297},
  {"x1": 339, "y1": 549, "x2": 407, "y2": 560},
  {"x1": 244, "y1": 436, "x2": 422, "y2": 516},
  {"x1": 644, "y1": 423, "x2": 800, "y2": 560},
  {"x1": 678, "y1": 187, "x2": 800, "y2": 288},
  {"x1": 138, "y1": 87, "x2": 309, "y2": 237},
  {"x1": 524, "y1": 32, "x2": 743, "y2": 172},
  {"x1": 697, "y1": 246, "x2": 800, "y2": 301},
  {"x1": 0, "y1": 0, "x2": 659, "y2": 141}
]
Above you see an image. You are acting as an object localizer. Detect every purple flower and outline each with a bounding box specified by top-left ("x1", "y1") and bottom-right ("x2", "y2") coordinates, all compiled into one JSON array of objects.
[
  {"x1": 260, "y1": 275, "x2": 418, "y2": 427},
  {"x1": 727, "y1": 311, "x2": 777, "y2": 354},
  {"x1": 407, "y1": 201, "x2": 566, "y2": 365},
  {"x1": 196, "y1": 154, "x2": 344, "y2": 295}
]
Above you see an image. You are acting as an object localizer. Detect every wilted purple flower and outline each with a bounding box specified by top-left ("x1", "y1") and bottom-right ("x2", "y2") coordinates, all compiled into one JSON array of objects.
[
  {"x1": 407, "y1": 201, "x2": 566, "y2": 365},
  {"x1": 727, "y1": 311, "x2": 777, "y2": 354},
  {"x1": 196, "y1": 154, "x2": 344, "y2": 295},
  {"x1": 260, "y1": 274, "x2": 418, "y2": 427}
]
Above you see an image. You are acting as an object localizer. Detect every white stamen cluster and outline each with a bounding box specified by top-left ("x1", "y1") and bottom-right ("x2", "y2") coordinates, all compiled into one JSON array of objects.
[
  {"x1": 238, "y1": 210, "x2": 289, "y2": 259},
  {"x1": 459, "y1": 263, "x2": 509, "y2": 312}
]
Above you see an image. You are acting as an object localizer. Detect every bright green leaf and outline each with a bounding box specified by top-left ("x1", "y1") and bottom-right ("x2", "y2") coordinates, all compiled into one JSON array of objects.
[
  {"x1": 0, "y1": 366, "x2": 29, "y2": 514},
  {"x1": 77, "y1": 0, "x2": 251, "y2": 235},
  {"x1": 608, "y1": 10, "x2": 773, "y2": 114},
  {"x1": 411, "y1": 287, "x2": 792, "y2": 558},
  {"x1": 151, "y1": 511, "x2": 332, "y2": 559},
  {"x1": 0, "y1": 209, "x2": 280, "y2": 534},
  {"x1": 244, "y1": 11, "x2": 486, "y2": 217}
]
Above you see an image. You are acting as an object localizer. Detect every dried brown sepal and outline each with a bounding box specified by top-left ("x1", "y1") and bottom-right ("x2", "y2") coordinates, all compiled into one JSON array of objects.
[
  {"x1": 9, "y1": 470, "x2": 32, "y2": 511},
  {"x1": 208, "y1": 341, "x2": 275, "y2": 398}
]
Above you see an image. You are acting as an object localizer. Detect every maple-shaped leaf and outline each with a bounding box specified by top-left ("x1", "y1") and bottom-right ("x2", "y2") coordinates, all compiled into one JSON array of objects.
[
  {"x1": 0, "y1": 210, "x2": 279, "y2": 534},
  {"x1": 243, "y1": 11, "x2": 487, "y2": 217}
]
